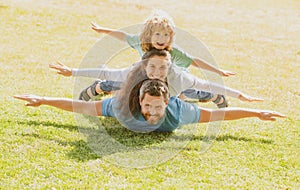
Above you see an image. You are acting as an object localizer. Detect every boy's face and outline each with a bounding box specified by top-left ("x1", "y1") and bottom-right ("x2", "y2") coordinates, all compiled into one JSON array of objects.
[
  {"x1": 151, "y1": 27, "x2": 172, "y2": 50},
  {"x1": 145, "y1": 55, "x2": 171, "y2": 82},
  {"x1": 139, "y1": 93, "x2": 168, "y2": 125}
]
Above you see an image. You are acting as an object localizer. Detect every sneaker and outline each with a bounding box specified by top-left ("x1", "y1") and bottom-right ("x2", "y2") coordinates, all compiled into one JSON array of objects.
[{"x1": 213, "y1": 95, "x2": 229, "y2": 108}]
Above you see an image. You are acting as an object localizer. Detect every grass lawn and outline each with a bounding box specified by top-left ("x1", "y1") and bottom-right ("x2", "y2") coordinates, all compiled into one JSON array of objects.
[{"x1": 1, "y1": 0, "x2": 299, "y2": 189}]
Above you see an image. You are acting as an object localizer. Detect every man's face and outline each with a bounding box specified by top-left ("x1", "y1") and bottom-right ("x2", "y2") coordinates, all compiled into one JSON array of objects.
[
  {"x1": 145, "y1": 55, "x2": 171, "y2": 82},
  {"x1": 139, "y1": 93, "x2": 168, "y2": 125}
]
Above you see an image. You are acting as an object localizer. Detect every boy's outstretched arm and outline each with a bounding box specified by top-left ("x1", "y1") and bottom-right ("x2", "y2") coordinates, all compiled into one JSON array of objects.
[
  {"x1": 192, "y1": 57, "x2": 236, "y2": 77},
  {"x1": 14, "y1": 94, "x2": 103, "y2": 116},
  {"x1": 91, "y1": 22, "x2": 128, "y2": 41},
  {"x1": 199, "y1": 107, "x2": 285, "y2": 123}
]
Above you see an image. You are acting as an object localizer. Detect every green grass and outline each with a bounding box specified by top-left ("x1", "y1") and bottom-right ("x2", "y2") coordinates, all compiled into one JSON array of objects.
[{"x1": 1, "y1": 0, "x2": 299, "y2": 189}]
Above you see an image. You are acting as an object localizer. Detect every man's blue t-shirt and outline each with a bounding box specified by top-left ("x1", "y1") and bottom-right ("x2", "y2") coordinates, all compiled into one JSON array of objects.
[{"x1": 102, "y1": 97, "x2": 201, "y2": 132}]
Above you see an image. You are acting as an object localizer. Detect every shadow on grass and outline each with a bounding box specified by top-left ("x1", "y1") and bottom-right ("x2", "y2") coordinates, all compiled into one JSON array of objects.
[
  {"x1": 216, "y1": 135, "x2": 274, "y2": 144},
  {"x1": 13, "y1": 118, "x2": 274, "y2": 162},
  {"x1": 190, "y1": 134, "x2": 273, "y2": 144},
  {"x1": 15, "y1": 119, "x2": 79, "y2": 132},
  {"x1": 0, "y1": 5, "x2": 8, "y2": 9},
  {"x1": 62, "y1": 140, "x2": 101, "y2": 162},
  {"x1": 77, "y1": 117, "x2": 177, "y2": 162},
  {"x1": 215, "y1": 134, "x2": 273, "y2": 144},
  {"x1": 13, "y1": 118, "x2": 175, "y2": 161}
]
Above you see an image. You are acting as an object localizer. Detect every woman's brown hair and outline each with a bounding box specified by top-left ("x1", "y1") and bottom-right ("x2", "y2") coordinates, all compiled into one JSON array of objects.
[{"x1": 115, "y1": 49, "x2": 171, "y2": 118}]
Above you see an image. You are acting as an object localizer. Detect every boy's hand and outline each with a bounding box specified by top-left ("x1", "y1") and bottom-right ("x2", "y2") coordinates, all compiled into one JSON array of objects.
[
  {"x1": 14, "y1": 94, "x2": 44, "y2": 107},
  {"x1": 49, "y1": 61, "x2": 72, "y2": 77},
  {"x1": 219, "y1": 69, "x2": 236, "y2": 77},
  {"x1": 90, "y1": 21, "x2": 126, "y2": 41},
  {"x1": 91, "y1": 22, "x2": 105, "y2": 33}
]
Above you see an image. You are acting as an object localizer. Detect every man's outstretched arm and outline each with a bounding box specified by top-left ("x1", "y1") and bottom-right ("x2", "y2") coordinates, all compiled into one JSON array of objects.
[
  {"x1": 14, "y1": 94, "x2": 103, "y2": 116},
  {"x1": 199, "y1": 107, "x2": 285, "y2": 123}
]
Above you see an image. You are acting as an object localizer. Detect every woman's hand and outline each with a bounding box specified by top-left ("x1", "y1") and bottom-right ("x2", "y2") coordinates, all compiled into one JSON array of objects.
[
  {"x1": 238, "y1": 93, "x2": 264, "y2": 102},
  {"x1": 49, "y1": 61, "x2": 72, "y2": 77}
]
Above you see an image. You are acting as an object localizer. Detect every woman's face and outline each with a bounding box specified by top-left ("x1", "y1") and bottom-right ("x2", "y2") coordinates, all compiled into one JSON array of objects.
[
  {"x1": 150, "y1": 27, "x2": 172, "y2": 50},
  {"x1": 145, "y1": 55, "x2": 171, "y2": 82}
]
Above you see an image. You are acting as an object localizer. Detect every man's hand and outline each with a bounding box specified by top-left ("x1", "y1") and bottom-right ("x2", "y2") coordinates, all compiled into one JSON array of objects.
[
  {"x1": 14, "y1": 94, "x2": 44, "y2": 107},
  {"x1": 258, "y1": 111, "x2": 286, "y2": 121},
  {"x1": 49, "y1": 61, "x2": 72, "y2": 77}
]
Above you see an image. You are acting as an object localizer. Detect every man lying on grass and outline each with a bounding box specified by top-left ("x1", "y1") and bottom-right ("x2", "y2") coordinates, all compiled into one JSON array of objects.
[{"x1": 14, "y1": 79, "x2": 285, "y2": 133}]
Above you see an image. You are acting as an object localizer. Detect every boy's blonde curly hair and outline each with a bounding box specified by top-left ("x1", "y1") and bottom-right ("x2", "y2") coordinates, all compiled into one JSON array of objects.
[{"x1": 140, "y1": 10, "x2": 175, "y2": 52}]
